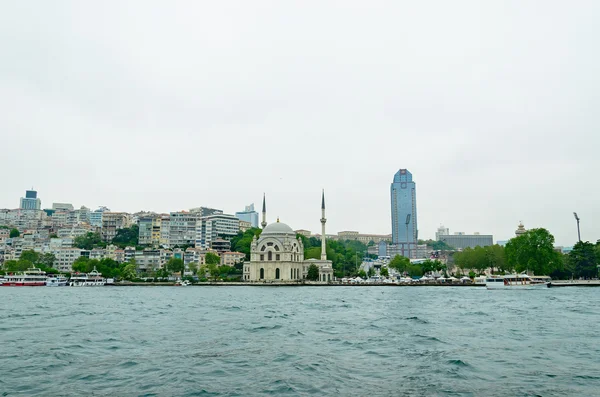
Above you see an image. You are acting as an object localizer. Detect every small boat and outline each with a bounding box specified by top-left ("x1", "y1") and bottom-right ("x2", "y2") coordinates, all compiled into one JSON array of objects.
[
  {"x1": 486, "y1": 274, "x2": 548, "y2": 289},
  {"x1": 69, "y1": 267, "x2": 106, "y2": 287},
  {"x1": 1, "y1": 268, "x2": 47, "y2": 287},
  {"x1": 175, "y1": 279, "x2": 191, "y2": 286},
  {"x1": 46, "y1": 275, "x2": 68, "y2": 286}
]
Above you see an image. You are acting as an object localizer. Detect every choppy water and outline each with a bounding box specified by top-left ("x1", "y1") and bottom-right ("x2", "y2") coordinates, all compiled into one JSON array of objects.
[{"x1": 1, "y1": 286, "x2": 600, "y2": 396}]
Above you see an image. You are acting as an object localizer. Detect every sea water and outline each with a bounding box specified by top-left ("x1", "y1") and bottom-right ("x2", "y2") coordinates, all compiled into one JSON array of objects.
[{"x1": 1, "y1": 286, "x2": 599, "y2": 396}]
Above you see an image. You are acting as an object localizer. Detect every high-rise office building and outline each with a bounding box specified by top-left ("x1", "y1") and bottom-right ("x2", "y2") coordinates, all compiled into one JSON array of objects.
[
  {"x1": 235, "y1": 203, "x2": 259, "y2": 228},
  {"x1": 390, "y1": 169, "x2": 418, "y2": 250},
  {"x1": 20, "y1": 189, "x2": 41, "y2": 210}
]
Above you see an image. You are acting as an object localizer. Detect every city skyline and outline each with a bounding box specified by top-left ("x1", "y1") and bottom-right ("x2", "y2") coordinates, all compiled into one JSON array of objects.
[
  {"x1": 1, "y1": 2, "x2": 598, "y2": 247},
  {"x1": 0, "y1": 185, "x2": 588, "y2": 247}
]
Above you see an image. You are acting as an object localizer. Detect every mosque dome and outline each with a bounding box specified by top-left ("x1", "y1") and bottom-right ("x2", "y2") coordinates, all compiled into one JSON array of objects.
[{"x1": 262, "y1": 221, "x2": 295, "y2": 236}]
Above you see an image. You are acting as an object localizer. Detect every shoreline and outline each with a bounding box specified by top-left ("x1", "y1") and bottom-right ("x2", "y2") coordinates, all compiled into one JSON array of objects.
[{"x1": 110, "y1": 282, "x2": 486, "y2": 287}]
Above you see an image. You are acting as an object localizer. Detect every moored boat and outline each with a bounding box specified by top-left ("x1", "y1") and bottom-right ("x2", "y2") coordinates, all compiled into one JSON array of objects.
[
  {"x1": 69, "y1": 267, "x2": 106, "y2": 287},
  {"x1": 46, "y1": 275, "x2": 69, "y2": 286},
  {"x1": 486, "y1": 274, "x2": 548, "y2": 289},
  {"x1": 1, "y1": 268, "x2": 47, "y2": 287}
]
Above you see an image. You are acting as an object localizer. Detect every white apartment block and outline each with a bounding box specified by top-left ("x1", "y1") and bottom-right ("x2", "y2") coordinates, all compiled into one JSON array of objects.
[
  {"x1": 168, "y1": 212, "x2": 197, "y2": 247},
  {"x1": 51, "y1": 247, "x2": 84, "y2": 272}
]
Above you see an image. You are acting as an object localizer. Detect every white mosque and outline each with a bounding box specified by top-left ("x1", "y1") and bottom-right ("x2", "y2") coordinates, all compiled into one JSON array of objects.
[{"x1": 243, "y1": 191, "x2": 334, "y2": 283}]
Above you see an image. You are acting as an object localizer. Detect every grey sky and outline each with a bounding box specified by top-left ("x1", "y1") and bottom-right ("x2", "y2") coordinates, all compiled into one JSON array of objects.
[{"x1": 1, "y1": 1, "x2": 598, "y2": 246}]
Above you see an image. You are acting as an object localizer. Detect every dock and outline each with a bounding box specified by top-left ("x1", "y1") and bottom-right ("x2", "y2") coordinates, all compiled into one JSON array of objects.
[{"x1": 547, "y1": 280, "x2": 600, "y2": 288}]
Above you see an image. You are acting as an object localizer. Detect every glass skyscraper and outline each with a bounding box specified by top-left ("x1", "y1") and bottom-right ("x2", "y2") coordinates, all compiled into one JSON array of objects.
[{"x1": 390, "y1": 169, "x2": 417, "y2": 245}]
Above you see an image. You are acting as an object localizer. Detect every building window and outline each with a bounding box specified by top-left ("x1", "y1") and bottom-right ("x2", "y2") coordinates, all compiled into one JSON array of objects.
[
  {"x1": 274, "y1": 245, "x2": 280, "y2": 251},
  {"x1": 260, "y1": 254, "x2": 264, "y2": 261},
  {"x1": 268, "y1": 251, "x2": 272, "y2": 261},
  {"x1": 261, "y1": 245, "x2": 266, "y2": 251},
  {"x1": 260, "y1": 268, "x2": 264, "y2": 279},
  {"x1": 276, "y1": 254, "x2": 280, "y2": 261},
  {"x1": 275, "y1": 268, "x2": 280, "y2": 279}
]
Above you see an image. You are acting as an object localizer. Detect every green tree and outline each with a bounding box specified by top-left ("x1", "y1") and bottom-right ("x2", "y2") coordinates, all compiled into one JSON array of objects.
[
  {"x1": 9, "y1": 228, "x2": 19, "y2": 238},
  {"x1": 568, "y1": 241, "x2": 598, "y2": 279},
  {"x1": 357, "y1": 269, "x2": 367, "y2": 278},
  {"x1": 121, "y1": 262, "x2": 137, "y2": 280},
  {"x1": 97, "y1": 258, "x2": 121, "y2": 279},
  {"x1": 72, "y1": 257, "x2": 91, "y2": 273},
  {"x1": 188, "y1": 262, "x2": 198, "y2": 275},
  {"x1": 39, "y1": 253, "x2": 56, "y2": 268},
  {"x1": 306, "y1": 264, "x2": 320, "y2": 281},
  {"x1": 380, "y1": 267, "x2": 389, "y2": 277},
  {"x1": 74, "y1": 232, "x2": 104, "y2": 250},
  {"x1": 205, "y1": 252, "x2": 221, "y2": 266},
  {"x1": 388, "y1": 255, "x2": 410, "y2": 273},
  {"x1": 3, "y1": 260, "x2": 19, "y2": 271},
  {"x1": 166, "y1": 258, "x2": 185, "y2": 277},
  {"x1": 231, "y1": 228, "x2": 262, "y2": 260},
  {"x1": 111, "y1": 225, "x2": 139, "y2": 248},
  {"x1": 20, "y1": 250, "x2": 40, "y2": 264},
  {"x1": 16, "y1": 259, "x2": 33, "y2": 271},
  {"x1": 505, "y1": 228, "x2": 560, "y2": 275},
  {"x1": 156, "y1": 267, "x2": 170, "y2": 279}
]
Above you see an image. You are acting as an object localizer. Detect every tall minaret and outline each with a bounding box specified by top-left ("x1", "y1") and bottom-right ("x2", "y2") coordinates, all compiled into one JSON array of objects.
[
  {"x1": 320, "y1": 190, "x2": 327, "y2": 260},
  {"x1": 261, "y1": 193, "x2": 267, "y2": 229}
]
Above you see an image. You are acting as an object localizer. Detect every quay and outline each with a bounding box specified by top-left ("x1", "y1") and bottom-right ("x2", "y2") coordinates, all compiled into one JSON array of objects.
[
  {"x1": 111, "y1": 281, "x2": 486, "y2": 287},
  {"x1": 547, "y1": 280, "x2": 600, "y2": 288}
]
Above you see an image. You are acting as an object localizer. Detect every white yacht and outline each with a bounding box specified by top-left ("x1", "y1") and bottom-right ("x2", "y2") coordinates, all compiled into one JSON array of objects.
[
  {"x1": 486, "y1": 274, "x2": 548, "y2": 289},
  {"x1": 69, "y1": 267, "x2": 106, "y2": 287},
  {"x1": 46, "y1": 275, "x2": 68, "y2": 287}
]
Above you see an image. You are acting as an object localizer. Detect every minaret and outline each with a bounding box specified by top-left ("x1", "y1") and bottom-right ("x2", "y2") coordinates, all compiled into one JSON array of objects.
[
  {"x1": 261, "y1": 193, "x2": 267, "y2": 229},
  {"x1": 320, "y1": 190, "x2": 327, "y2": 260}
]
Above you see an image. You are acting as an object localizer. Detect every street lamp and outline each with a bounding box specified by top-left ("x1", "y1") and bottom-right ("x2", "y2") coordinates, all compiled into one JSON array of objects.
[{"x1": 573, "y1": 212, "x2": 581, "y2": 242}]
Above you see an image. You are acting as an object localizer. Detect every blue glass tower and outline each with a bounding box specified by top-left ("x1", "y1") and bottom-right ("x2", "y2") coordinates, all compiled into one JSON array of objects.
[{"x1": 390, "y1": 169, "x2": 417, "y2": 246}]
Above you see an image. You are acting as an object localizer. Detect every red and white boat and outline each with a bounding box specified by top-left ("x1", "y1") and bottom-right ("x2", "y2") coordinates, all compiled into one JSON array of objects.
[{"x1": 2, "y1": 268, "x2": 47, "y2": 286}]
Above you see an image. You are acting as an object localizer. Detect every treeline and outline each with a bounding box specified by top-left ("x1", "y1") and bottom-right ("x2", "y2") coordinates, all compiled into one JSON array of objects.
[
  {"x1": 453, "y1": 228, "x2": 600, "y2": 279},
  {"x1": 384, "y1": 256, "x2": 446, "y2": 278},
  {"x1": 1, "y1": 250, "x2": 58, "y2": 274},
  {"x1": 73, "y1": 225, "x2": 140, "y2": 250}
]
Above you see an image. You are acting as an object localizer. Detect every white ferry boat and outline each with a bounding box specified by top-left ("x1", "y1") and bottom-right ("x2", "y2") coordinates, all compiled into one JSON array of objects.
[
  {"x1": 46, "y1": 275, "x2": 68, "y2": 287},
  {"x1": 486, "y1": 274, "x2": 548, "y2": 289},
  {"x1": 1, "y1": 268, "x2": 47, "y2": 287},
  {"x1": 69, "y1": 267, "x2": 106, "y2": 287}
]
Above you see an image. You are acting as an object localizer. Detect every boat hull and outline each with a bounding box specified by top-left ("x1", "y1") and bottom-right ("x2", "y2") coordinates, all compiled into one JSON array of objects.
[{"x1": 1, "y1": 282, "x2": 46, "y2": 287}]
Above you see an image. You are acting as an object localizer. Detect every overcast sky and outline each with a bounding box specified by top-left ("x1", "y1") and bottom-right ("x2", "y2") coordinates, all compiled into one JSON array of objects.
[{"x1": 1, "y1": 1, "x2": 598, "y2": 246}]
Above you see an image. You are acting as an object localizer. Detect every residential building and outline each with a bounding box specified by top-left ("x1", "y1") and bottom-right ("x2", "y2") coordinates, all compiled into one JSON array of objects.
[
  {"x1": 439, "y1": 233, "x2": 494, "y2": 250},
  {"x1": 20, "y1": 189, "x2": 41, "y2": 210},
  {"x1": 235, "y1": 203, "x2": 259, "y2": 228},
  {"x1": 189, "y1": 207, "x2": 222, "y2": 217},
  {"x1": 168, "y1": 212, "x2": 198, "y2": 247},
  {"x1": 337, "y1": 231, "x2": 392, "y2": 244},
  {"x1": 211, "y1": 238, "x2": 231, "y2": 254},
  {"x1": 295, "y1": 229, "x2": 312, "y2": 237},
  {"x1": 51, "y1": 247, "x2": 84, "y2": 272},
  {"x1": 101, "y1": 212, "x2": 129, "y2": 242},
  {"x1": 89, "y1": 206, "x2": 110, "y2": 228},
  {"x1": 239, "y1": 220, "x2": 252, "y2": 232},
  {"x1": 435, "y1": 225, "x2": 450, "y2": 240},
  {"x1": 139, "y1": 215, "x2": 162, "y2": 246},
  {"x1": 57, "y1": 226, "x2": 92, "y2": 239},
  {"x1": 390, "y1": 169, "x2": 418, "y2": 258},
  {"x1": 134, "y1": 249, "x2": 162, "y2": 272},
  {"x1": 221, "y1": 251, "x2": 245, "y2": 266},
  {"x1": 52, "y1": 203, "x2": 74, "y2": 211},
  {"x1": 195, "y1": 213, "x2": 240, "y2": 250}
]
